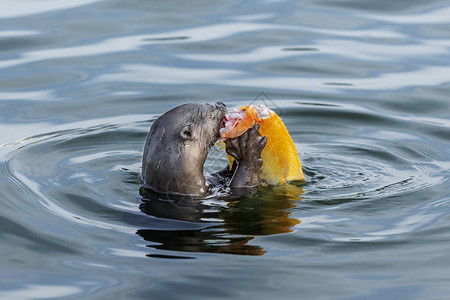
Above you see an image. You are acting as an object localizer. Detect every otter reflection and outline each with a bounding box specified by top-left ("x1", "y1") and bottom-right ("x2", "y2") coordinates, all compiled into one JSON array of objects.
[{"x1": 137, "y1": 186, "x2": 303, "y2": 256}]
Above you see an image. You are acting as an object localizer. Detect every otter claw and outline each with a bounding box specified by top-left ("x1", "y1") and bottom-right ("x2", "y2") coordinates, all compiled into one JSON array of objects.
[
  {"x1": 250, "y1": 123, "x2": 260, "y2": 133},
  {"x1": 226, "y1": 138, "x2": 240, "y2": 160},
  {"x1": 255, "y1": 135, "x2": 267, "y2": 154}
]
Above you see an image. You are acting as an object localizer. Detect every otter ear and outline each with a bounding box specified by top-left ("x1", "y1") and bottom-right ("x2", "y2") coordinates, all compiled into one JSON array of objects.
[{"x1": 180, "y1": 125, "x2": 193, "y2": 141}]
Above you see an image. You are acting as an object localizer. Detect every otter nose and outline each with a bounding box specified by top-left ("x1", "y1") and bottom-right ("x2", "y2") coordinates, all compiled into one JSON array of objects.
[{"x1": 215, "y1": 102, "x2": 226, "y2": 109}]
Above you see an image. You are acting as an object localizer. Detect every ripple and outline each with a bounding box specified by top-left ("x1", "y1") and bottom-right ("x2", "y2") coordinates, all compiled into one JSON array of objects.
[
  {"x1": 302, "y1": 150, "x2": 442, "y2": 204},
  {"x1": 365, "y1": 5, "x2": 450, "y2": 24},
  {"x1": 4, "y1": 123, "x2": 145, "y2": 234},
  {"x1": 0, "y1": 0, "x2": 103, "y2": 19},
  {"x1": 279, "y1": 101, "x2": 447, "y2": 208},
  {"x1": 2, "y1": 116, "x2": 304, "y2": 256},
  {"x1": 5, "y1": 102, "x2": 444, "y2": 236},
  {"x1": 93, "y1": 63, "x2": 450, "y2": 93},
  {"x1": 0, "y1": 22, "x2": 284, "y2": 70},
  {"x1": 0, "y1": 284, "x2": 82, "y2": 299},
  {"x1": 0, "y1": 30, "x2": 39, "y2": 38},
  {"x1": 0, "y1": 19, "x2": 408, "y2": 70}
]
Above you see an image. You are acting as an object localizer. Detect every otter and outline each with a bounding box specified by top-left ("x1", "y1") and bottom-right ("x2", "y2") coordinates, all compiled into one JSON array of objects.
[{"x1": 141, "y1": 102, "x2": 267, "y2": 197}]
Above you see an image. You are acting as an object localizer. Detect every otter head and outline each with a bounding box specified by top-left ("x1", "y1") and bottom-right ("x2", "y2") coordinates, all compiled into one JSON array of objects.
[{"x1": 141, "y1": 102, "x2": 227, "y2": 196}]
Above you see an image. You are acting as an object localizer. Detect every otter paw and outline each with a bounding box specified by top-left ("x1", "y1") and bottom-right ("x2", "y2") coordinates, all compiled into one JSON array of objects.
[{"x1": 225, "y1": 124, "x2": 267, "y2": 171}]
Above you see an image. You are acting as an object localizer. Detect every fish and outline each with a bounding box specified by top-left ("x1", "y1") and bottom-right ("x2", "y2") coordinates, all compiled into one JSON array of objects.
[{"x1": 219, "y1": 105, "x2": 305, "y2": 185}]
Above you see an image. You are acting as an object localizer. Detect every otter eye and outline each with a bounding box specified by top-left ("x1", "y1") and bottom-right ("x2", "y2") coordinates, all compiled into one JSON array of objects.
[{"x1": 180, "y1": 125, "x2": 193, "y2": 141}]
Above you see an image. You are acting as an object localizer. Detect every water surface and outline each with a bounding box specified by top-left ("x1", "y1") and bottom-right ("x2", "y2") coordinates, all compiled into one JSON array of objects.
[{"x1": 1, "y1": 0, "x2": 449, "y2": 299}]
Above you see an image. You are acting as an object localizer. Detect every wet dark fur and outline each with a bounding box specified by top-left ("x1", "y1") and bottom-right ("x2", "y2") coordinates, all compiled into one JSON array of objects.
[
  {"x1": 141, "y1": 102, "x2": 267, "y2": 198},
  {"x1": 141, "y1": 102, "x2": 226, "y2": 196}
]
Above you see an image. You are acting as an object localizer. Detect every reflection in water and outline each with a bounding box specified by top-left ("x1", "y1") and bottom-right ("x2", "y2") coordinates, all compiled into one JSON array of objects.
[{"x1": 138, "y1": 186, "x2": 303, "y2": 257}]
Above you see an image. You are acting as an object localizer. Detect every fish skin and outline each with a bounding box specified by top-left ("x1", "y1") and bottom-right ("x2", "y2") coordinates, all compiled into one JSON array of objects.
[{"x1": 222, "y1": 105, "x2": 305, "y2": 185}]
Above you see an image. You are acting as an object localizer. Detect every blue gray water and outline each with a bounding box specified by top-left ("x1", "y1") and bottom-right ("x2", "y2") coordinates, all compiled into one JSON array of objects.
[{"x1": 1, "y1": 0, "x2": 449, "y2": 299}]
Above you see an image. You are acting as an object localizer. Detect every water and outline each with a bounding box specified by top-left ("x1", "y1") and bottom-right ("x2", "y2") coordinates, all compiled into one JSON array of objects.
[{"x1": 1, "y1": 0, "x2": 449, "y2": 299}]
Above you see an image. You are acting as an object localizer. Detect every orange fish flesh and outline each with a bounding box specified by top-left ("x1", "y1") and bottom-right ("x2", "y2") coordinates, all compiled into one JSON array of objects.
[{"x1": 220, "y1": 105, "x2": 305, "y2": 185}]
